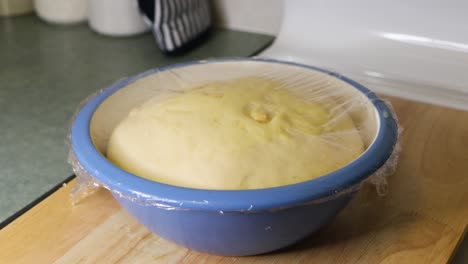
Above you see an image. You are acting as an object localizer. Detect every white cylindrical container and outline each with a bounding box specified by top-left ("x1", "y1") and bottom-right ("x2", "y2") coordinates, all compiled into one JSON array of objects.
[
  {"x1": 88, "y1": 0, "x2": 149, "y2": 37},
  {"x1": 34, "y1": 0, "x2": 87, "y2": 24}
]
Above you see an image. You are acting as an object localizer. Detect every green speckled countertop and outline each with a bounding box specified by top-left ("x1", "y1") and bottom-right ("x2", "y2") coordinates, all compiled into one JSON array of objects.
[{"x1": 0, "y1": 15, "x2": 273, "y2": 222}]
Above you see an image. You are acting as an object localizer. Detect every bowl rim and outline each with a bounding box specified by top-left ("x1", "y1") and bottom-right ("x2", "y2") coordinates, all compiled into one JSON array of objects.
[{"x1": 71, "y1": 57, "x2": 398, "y2": 211}]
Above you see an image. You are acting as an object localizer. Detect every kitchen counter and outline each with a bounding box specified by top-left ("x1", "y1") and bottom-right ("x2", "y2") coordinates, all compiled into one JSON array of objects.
[
  {"x1": 1, "y1": 14, "x2": 468, "y2": 264},
  {"x1": 1, "y1": 95, "x2": 467, "y2": 263},
  {"x1": 0, "y1": 15, "x2": 273, "y2": 222}
]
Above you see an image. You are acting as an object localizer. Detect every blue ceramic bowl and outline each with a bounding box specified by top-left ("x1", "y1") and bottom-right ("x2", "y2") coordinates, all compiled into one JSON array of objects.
[{"x1": 71, "y1": 58, "x2": 398, "y2": 256}]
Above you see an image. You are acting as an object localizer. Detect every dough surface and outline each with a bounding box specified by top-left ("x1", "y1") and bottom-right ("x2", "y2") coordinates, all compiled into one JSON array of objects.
[{"x1": 107, "y1": 78, "x2": 365, "y2": 189}]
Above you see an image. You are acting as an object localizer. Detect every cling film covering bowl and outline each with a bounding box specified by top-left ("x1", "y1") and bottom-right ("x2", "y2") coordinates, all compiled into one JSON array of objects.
[{"x1": 68, "y1": 57, "x2": 400, "y2": 256}]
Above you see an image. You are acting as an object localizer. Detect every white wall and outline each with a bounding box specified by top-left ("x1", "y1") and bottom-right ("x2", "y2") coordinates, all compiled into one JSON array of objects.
[{"x1": 211, "y1": 0, "x2": 283, "y2": 35}]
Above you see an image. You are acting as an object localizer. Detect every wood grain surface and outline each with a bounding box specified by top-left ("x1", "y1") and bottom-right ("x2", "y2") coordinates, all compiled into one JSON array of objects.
[{"x1": 1, "y1": 96, "x2": 467, "y2": 264}]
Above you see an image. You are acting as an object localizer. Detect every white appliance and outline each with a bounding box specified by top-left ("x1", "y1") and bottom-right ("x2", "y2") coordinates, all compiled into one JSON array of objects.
[{"x1": 261, "y1": 0, "x2": 468, "y2": 110}]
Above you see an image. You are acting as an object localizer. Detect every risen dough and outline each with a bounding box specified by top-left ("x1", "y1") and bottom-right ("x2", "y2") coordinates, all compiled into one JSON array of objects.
[{"x1": 107, "y1": 78, "x2": 364, "y2": 190}]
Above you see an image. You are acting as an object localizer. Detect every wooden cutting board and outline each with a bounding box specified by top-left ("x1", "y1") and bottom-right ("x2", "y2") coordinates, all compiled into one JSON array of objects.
[{"x1": 1, "y1": 96, "x2": 468, "y2": 264}]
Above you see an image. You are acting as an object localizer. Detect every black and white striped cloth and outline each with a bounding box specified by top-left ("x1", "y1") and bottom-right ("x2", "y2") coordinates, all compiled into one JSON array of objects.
[{"x1": 137, "y1": 0, "x2": 212, "y2": 54}]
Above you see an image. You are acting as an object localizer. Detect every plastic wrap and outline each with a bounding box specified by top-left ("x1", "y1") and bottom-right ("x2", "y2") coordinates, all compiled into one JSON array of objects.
[{"x1": 67, "y1": 58, "x2": 401, "y2": 210}]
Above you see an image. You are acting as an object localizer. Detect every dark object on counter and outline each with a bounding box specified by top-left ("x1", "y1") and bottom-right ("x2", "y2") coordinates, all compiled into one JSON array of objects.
[{"x1": 137, "y1": 0, "x2": 212, "y2": 55}]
